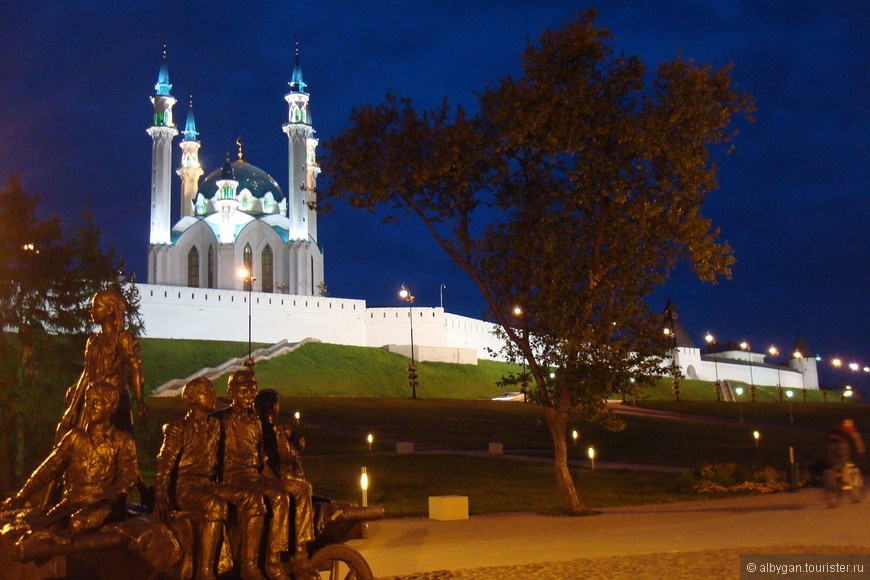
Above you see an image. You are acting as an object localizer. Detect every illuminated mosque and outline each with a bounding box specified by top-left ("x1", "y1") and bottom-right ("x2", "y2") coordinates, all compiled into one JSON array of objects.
[
  {"x1": 146, "y1": 46, "x2": 323, "y2": 296},
  {"x1": 136, "y1": 46, "x2": 819, "y2": 394}
]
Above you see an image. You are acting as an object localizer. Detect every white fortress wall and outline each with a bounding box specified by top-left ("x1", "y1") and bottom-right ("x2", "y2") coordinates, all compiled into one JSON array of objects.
[
  {"x1": 364, "y1": 308, "x2": 507, "y2": 362},
  {"x1": 137, "y1": 285, "x2": 817, "y2": 388},
  {"x1": 138, "y1": 284, "x2": 369, "y2": 346}
]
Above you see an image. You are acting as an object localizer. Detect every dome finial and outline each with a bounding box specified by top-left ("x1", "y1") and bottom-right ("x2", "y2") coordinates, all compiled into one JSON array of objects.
[{"x1": 236, "y1": 137, "x2": 244, "y2": 161}]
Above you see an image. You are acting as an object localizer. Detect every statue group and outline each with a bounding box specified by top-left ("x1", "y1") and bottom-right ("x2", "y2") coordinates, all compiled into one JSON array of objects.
[{"x1": 0, "y1": 291, "x2": 377, "y2": 580}]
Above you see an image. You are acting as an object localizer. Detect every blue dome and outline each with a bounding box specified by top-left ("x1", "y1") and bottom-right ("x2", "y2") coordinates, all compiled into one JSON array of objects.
[{"x1": 199, "y1": 160, "x2": 284, "y2": 202}]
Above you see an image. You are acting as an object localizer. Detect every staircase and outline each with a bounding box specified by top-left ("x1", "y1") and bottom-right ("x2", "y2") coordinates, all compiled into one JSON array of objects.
[{"x1": 150, "y1": 338, "x2": 317, "y2": 397}]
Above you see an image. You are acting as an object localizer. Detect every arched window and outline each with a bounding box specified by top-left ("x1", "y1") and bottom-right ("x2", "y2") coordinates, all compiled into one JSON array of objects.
[
  {"x1": 207, "y1": 246, "x2": 215, "y2": 288},
  {"x1": 187, "y1": 247, "x2": 199, "y2": 288},
  {"x1": 243, "y1": 244, "x2": 253, "y2": 291},
  {"x1": 261, "y1": 245, "x2": 273, "y2": 293}
]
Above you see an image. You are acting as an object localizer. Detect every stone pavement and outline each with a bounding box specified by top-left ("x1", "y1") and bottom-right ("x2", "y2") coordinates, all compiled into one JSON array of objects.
[{"x1": 346, "y1": 489, "x2": 870, "y2": 579}]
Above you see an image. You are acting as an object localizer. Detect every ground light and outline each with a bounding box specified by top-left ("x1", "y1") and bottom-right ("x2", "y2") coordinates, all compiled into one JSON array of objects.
[
  {"x1": 571, "y1": 429, "x2": 579, "y2": 446},
  {"x1": 360, "y1": 467, "x2": 368, "y2": 507},
  {"x1": 753, "y1": 430, "x2": 760, "y2": 448},
  {"x1": 367, "y1": 433, "x2": 374, "y2": 452},
  {"x1": 294, "y1": 411, "x2": 301, "y2": 426},
  {"x1": 588, "y1": 447, "x2": 596, "y2": 470}
]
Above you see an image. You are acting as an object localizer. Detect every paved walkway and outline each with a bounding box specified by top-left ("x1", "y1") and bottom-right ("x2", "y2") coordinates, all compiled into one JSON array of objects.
[{"x1": 347, "y1": 489, "x2": 869, "y2": 579}]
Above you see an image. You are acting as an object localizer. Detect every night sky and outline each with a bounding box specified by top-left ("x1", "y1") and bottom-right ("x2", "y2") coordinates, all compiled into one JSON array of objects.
[{"x1": 2, "y1": 1, "x2": 868, "y2": 388}]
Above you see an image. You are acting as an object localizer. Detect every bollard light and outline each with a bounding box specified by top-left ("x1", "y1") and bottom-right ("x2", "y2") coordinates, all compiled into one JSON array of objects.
[
  {"x1": 367, "y1": 433, "x2": 374, "y2": 452},
  {"x1": 588, "y1": 446, "x2": 596, "y2": 470},
  {"x1": 294, "y1": 411, "x2": 301, "y2": 426},
  {"x1": 360, "y1": 467, "x2": 369, "y2": 507},
  {"x1": 571, "y1": 429, "x2": 579, "y2": 445},
  {"x1": 753, "y1": 430, "x2": 760, "y2": 447}
]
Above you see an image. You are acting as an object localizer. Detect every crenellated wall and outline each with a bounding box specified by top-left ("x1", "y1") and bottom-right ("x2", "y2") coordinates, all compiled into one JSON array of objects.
[{"x1": 138, "y1": 283, "x2": 818, "y2": 387}]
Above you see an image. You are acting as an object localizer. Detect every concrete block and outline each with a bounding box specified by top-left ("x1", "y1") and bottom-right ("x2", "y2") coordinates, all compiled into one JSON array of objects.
[
  {"x1": 396, "y1": 441, "x2": 415, "y2": 454},
  {"x1": 488, "y1": 442, "x2": 503, "y2": 454},
  {"x1": 428, "y1": 495, "x2": 469, "y2": 521}
]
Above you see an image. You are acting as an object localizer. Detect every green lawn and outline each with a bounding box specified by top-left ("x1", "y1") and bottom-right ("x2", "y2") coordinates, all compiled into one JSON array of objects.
[
  {"x1": 137, "y1": 395, "x2": 868, "y2": 517},
  {"x1": 7, "y1": 337, "x2": 866, "y2": 515}
]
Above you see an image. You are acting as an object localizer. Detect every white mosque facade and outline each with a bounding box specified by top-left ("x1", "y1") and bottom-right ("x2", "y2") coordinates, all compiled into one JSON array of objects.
[{"x1": 137, "y1": 48, "x2": 819, "y2": 391}]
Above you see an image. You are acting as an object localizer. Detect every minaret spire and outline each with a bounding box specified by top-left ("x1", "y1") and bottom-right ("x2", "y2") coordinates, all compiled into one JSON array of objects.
[
  {"x1": 282, "y1": 40, "x2": 324, "y2": 295},
  {"x1": 289, "y1": 41, "x2": 307, "y2": 94},
  {"x1": 147, "y1": 41, "x2": 178, "y2": 248},
  {"x1": 177, "y1": 91, "x2": 203, "y2": 218}
]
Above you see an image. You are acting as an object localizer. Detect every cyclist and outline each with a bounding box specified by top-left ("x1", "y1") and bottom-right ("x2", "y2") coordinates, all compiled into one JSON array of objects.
[{"x1": 827, "y1": 419, "x2": 866, "y2": 485}]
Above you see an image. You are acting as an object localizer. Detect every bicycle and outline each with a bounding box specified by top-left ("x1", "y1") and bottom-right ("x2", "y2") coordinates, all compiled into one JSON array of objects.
[{"x1": 823, "y1": 463, "x2": 865, "y2": 507}]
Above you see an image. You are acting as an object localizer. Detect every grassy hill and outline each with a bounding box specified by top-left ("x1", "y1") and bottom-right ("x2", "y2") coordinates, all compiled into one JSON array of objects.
[
  {"x1": 141, "y1": 338, "x2": 844, "y2": 404},
  {"x1": 141, "y1": 339, "x2": 519, "y2": 399}
]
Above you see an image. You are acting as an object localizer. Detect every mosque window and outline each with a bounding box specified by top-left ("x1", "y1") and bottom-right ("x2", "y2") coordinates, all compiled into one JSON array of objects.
[
  {"x1": 262, "y1": 245, "x2": 274, "y2": 293},
  {"x1": 207, "y1": 247, "x2": 215, "y2": 288},
  {"x1": 187, "y1": 247, "x2": 200, "y2": 288}
]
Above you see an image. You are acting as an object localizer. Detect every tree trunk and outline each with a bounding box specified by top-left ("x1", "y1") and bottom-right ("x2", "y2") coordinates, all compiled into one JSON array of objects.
[{"x1": 544, "y1": 406, "x2": 583, "y2": 514}]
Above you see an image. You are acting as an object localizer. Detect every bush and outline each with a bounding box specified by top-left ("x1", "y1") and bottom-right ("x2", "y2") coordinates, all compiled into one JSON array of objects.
[{"x1": 690, "y1": 462, "x2": 788, "y2": 494}]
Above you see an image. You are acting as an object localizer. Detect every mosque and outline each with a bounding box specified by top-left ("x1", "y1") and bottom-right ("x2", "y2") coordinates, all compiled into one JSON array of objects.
[{"x1": 137, "y1": 47, "x2": 819, "y2": 393}]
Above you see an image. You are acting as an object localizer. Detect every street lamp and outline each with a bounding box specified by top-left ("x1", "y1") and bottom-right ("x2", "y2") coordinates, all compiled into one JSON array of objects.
[
  {"x1": 440, "y1": 284, "x2": 446, "y2": 309},
  {"x1": 399, "y1": 283, "x2": 417, "y2": 399},
  {"x1": 705, "y1": 333, "x2": 721, "y2": 401},
  {"x1": 513, "y1": 305, "x2": 529, "y2": 402},
  {"x1": 786, "y1": 390, "x2": 794, "y2": 423},
  {"x1": 734, "y1": 386, "x2": 744, "y2": 423},
  {"x1": 588, "y1": 446, "x2": 596, "y2": 470},
  {"x1": 238, "y1": 267, "x2": 256, "y2": 361},
  {"x1": 740, "y1": 341, "x2": 755, "y2": 397},
  {"x1": 664, "y1": 327, "x2": 680, "y2": 401}
]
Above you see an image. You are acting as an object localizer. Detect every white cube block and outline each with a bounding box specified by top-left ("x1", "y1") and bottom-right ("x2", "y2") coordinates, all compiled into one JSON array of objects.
[{"x1": 429, "y1": 495, "x2": 469, "y2": 520}]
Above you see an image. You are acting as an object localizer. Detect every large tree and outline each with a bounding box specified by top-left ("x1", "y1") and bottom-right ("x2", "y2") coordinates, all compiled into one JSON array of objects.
[
  {"x1": 0, "y1": 177, "x2": 141, "y2": 488},
  {"x1": 323, "y1": 11, "x2": 754, "y2": 513}
]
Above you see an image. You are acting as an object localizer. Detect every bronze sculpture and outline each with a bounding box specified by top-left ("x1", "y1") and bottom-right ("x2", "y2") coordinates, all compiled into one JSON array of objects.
[
  {"x1": 212, "y1": 370, "x2": 317, "y2": 580},
  {"x1": 3, "y1": 381, "x2": 138, "y2": 533},
  {"x1": 254, "y1": 389, "x2": 316, "y2": 567},
  {"x1": 0, "y1": 291, "x2": 382, "y2": 579},
  {"x1": 55, "y1": 290, "x2": 146, "y2": 440},
  {"x1": 154, "y1": 377, "x2": 267, "y2": 580}
]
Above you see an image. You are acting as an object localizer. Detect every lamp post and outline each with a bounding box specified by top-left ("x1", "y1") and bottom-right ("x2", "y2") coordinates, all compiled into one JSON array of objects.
[
  {"x1": 740, "y1": 341, "x2": 754, "y2": 398},
  {"x1": 399, "y1": 283, "x2": 417, "y2": 399},
  {"x1": 705, "y1": 333, "x2": 720, "y2": 400},
  {"x1": 238, "y1": 267, "x2": 256, "y2": 361},
  {"x1": 440, "y1": 284, "x2": 446, "y2": 310},
  {"x1": 664, "y1": 327, "x2": 680, "y2": 401},
  {"x1": 735, "y1": 386, "x2": 744, "y2": 423},
  {"x1": 360, "y1": 467, "x2": 368, "y2": 507},
  {"x1": 786, "y1": 390, "x2": 794, "y2": 423},
  {"x1": 513, "y1": 305, "x2": 528, "y2": 402}
]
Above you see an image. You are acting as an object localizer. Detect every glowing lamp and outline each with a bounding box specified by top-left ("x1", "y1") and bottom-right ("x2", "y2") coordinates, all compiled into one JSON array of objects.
[{"x1": 360, "y1": 467, "x2": 369, "y2": 507}]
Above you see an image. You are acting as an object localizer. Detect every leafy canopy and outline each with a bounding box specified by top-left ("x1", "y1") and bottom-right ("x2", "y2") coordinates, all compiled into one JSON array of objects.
[{"x1": 323, "y1": 10, "x2": 754, "y2": 512}]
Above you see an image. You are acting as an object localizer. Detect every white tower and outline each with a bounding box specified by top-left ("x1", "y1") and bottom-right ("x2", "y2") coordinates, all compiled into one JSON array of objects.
[
  {"x1": 147, "y1": 45, "x2": 178, "y2": 245},
  {"x1": 176, "y1": 95, "x2": 203, "y2": 218},
  {"x1": 213, "y1": 157, "x2": 240, "y2": 244},
  {"x1": 282, "y1": 44, "x2": 324, "y2": 295},
  {"x1": 283, "y1": 44, "x2": 316, "y2": 240}
]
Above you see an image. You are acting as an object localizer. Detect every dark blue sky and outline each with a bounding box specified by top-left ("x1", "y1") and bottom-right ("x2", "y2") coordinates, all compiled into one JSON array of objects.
[{"x1": 2, "y1": 1, "x2": 868, "y2": 387}]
